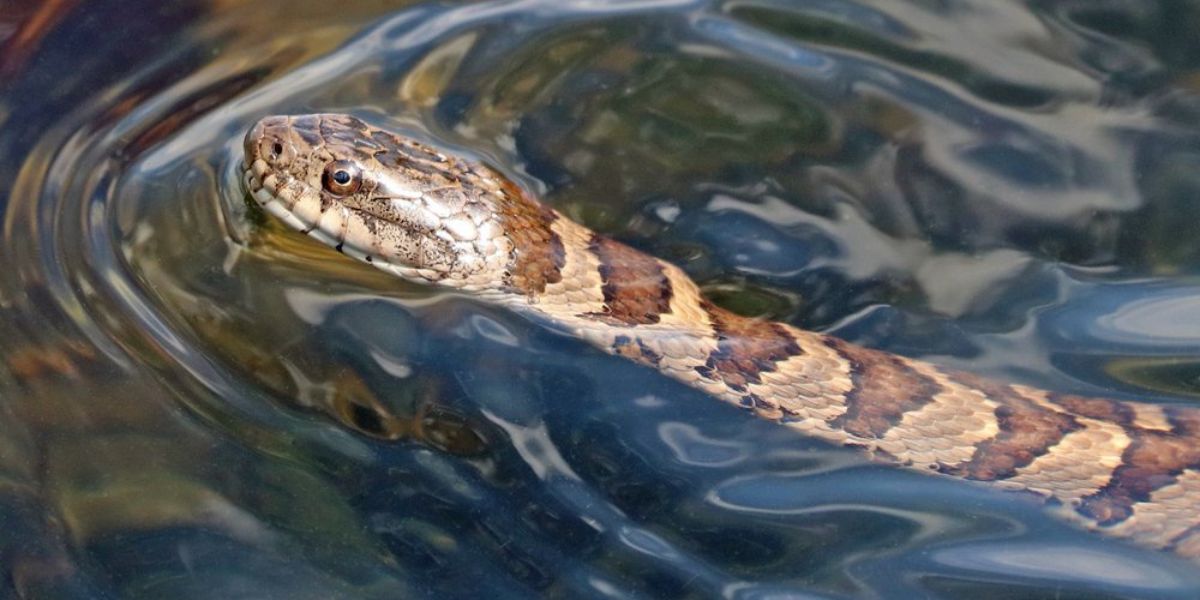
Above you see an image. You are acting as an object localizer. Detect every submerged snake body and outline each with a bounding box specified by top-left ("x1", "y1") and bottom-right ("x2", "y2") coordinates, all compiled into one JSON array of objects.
[{"x1": 243, "y1": 114, "x2": 1200, "y2": 561}]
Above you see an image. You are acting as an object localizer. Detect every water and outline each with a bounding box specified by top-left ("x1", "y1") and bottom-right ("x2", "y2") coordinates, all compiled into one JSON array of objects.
[{"x1": 2, "y1": 0, "x2": 1200, "y2": 597}]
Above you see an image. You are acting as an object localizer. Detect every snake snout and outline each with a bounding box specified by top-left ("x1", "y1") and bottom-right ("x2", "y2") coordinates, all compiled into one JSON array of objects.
[
  {"x1": 242, "y1": 119, "x2": 265, "y2": 166},
  {"x1": 243, "y1": 115, "x2": 297, "y2": 171}
]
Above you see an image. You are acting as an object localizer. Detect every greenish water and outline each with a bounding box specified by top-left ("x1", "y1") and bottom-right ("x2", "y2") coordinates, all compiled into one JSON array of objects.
[{"x1": 2, "y1": 1, "x2": 1200, "y2": 598}]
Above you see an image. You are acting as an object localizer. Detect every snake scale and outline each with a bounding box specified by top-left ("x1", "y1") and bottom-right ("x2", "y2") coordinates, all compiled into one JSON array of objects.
[{"x1": 242, "y1": 113, "x2": 1200, "y2": 562}]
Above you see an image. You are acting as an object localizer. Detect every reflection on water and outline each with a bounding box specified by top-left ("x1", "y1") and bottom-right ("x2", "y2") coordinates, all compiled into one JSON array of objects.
[{"x1": 2, "y1": 0, "x2": 1200, "y2": 597}]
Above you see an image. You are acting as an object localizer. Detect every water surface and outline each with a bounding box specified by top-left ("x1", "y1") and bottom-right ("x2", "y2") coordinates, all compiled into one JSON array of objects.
[{"x1": 3, "y1": 0, "x2": 1200, "y2": 598}]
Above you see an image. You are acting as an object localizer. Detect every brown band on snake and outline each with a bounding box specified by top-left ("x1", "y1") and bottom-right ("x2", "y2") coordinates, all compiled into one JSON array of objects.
[
  {"x1": 697, "y1": 302, "x2": 802, "y2": 395},
  {"x1": 588, "y1": 235, "x2": 673, "y2": 325},
  {"x1": 824, "y1": 338, "x2": 941, "y2": 440},
  {"x1": 241, "y1": 113, "x2": 1200, "y2": 563},
  {"x1": 941, "y1": 372, "x2": 1080, "y2": 481},
  {"x1": 1080, "y1": 409, "x2": 1200, "y2": 525},
  {"x1": 1050, "y1": 393, "x2": 1136, "y2": 426},
  {"x1": 496, "y1": 182, "x2": 565, "y2": 295}
]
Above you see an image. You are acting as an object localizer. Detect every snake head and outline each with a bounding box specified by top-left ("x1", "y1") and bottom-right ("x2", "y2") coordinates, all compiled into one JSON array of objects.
[{"x1": 242, "y1": 114, "x2": 530, "y2": 290}]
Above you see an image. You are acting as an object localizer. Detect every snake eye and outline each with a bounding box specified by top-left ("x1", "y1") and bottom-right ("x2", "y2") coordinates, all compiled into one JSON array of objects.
[{"x1": 322, "y1": 160, "x2": 361, "y2": 195}]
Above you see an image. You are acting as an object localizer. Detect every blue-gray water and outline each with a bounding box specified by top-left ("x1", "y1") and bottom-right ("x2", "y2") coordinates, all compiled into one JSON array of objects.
[{"x1": 2, "y1": 1, "x2": 1200, "y2": 598}]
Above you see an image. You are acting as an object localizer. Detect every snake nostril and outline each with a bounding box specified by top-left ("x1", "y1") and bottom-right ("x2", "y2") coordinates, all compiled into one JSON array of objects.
[
  {"x1": 271, "y1": 142, "x2": 283, "y2": 157},
  {"x1": 243, "y1": 120, "x2": 266, "y2": 164}
]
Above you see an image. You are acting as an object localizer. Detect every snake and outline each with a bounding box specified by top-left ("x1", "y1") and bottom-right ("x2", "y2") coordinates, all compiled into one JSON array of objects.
[{"x1": 242, "y1": 113, "x2": 1200, "y2": 563}]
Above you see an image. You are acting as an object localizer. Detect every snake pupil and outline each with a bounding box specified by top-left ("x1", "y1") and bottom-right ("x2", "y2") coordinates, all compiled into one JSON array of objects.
[{"x1": 333, "y1": 170, "x2": 350, "y2": 185}]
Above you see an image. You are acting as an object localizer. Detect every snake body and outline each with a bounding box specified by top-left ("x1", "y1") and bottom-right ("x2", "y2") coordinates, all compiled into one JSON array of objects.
[{"x1": 242, "y1": 113, "x2": 1200, "y2": 562}]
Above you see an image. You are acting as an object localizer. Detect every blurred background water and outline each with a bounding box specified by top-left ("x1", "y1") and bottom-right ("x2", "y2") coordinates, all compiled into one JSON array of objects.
[{"x1": 2, "y1": 0, "x2": 1200, "y2": 598}]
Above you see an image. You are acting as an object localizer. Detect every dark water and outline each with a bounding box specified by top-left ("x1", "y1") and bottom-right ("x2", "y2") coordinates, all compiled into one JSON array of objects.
[{"x1": 3, "y1": 0, "x2": 1200, "y2": 598}]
